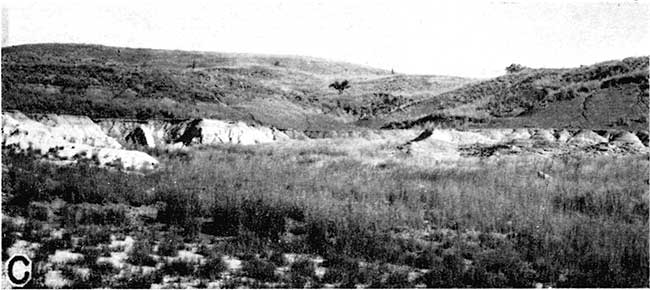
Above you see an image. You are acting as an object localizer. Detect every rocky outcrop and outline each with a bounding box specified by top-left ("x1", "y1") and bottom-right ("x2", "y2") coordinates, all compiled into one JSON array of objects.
[
  {"x1": 171, "y1": 119, "x2": 289, "y2": 146},
  {"x1": 97, "y1": 118, "x2": 291, "y2": 147},
  {"x1": 97, "y1": 120, "x2": 174, "y2": 148},
  {"x1": 635, "y1": 130, "x2": 649, "y2": 146},
  {"x1": 531, "y1": 129, "x2": 556, "y2": 142},
  {"x1": 3, "y1": 112, "x2": 297, "y2": 170},
  {"x1": 125, "y1": 126, "x2": 156, "y2": 148},
  {"x1": 567, "y1": 130, "x2": 608, "y2": 146},
  {"x1": 610, "y1": 131, "x2": 645, "y2": 148},
  {"x1": 2, "y1": 112, "x2": 159, "y2": 171},
  {"x1": 403, "y1": 128, "x2": 649, "y2": 158}
]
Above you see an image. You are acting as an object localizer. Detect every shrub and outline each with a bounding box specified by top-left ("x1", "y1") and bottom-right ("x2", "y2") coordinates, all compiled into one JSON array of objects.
[
  {"x1": 322, "y1": 255, "x2": 364, "y2": 287},
  {"x1": 372, "y1": 268, "x2": 412, "y2": 288},
  {"x1": 243, "y1": 257, "x2": 278, "y2": 282},
  {"x1": 2, "y1": 218, "x2": 21, "y2": 259},
  {"x1": 197, "y1": 253, "x2": 227, "y2": 280},
  {"x1": 78, "y1": 246, "x2": 102, "y2": 266},
  {"x1": 155, "y1": 189, "x2": 201, "y2": 237},
  {"x1": 127, "y1": 240, "x2": 156, "y2": 266},
  {"x1": 157, "y1": 230, "x2": 183, "y2": 257},
  {"x1": 505, "y1": 63, "x2": 527, "y2": 74},
  {"x1": 420, "y1": 250, "x2": 466, "y2": 288},
  {"x1": 470, "y1": 248, "x2": 537, "y2": 288},
  {"x1": 290, "y1": 257, "x2": 315, "y2": 278},
  {"x1": 329, "y1": 80, "x2": 350, "y2": 94},
  {"x1": 162, "y1": 259, "x2": 196, "y2": 276},
  {"x1": 27, "y1": 202, "x2": 53, "y2": 222},
  {"x1": 111, "y1": 268, "x2": 162, "y2": 289},
  {"x1": 76, "y1": 225, "x2": 112, "y2": 247}
]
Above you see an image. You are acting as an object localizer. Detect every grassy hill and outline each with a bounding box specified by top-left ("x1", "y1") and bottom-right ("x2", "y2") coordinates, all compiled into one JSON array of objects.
[
  {"x1": 1, "y1": 43, "x2": 473, "y2": 130},
  {"x1": 378, "y1": 57, "x2": 649, "y2": 131}
]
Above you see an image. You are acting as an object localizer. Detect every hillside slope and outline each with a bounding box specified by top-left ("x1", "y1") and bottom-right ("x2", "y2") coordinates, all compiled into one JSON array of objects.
[
  {"x1": 2, "y1": 43, "x2": 474, "y2": 130},
  {"x1": 378, "y1": 57, "x2": 649, "y2": 131}
]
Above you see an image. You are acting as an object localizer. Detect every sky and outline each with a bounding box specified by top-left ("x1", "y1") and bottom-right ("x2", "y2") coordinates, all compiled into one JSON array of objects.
[{"x1": 2, "y1": 0, "x2": 648, "y2": 78}]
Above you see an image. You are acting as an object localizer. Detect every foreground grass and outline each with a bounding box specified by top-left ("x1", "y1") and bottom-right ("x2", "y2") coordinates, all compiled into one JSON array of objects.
[{"x1": 2, "y1": 145, "x2": 648, "y2": 287}]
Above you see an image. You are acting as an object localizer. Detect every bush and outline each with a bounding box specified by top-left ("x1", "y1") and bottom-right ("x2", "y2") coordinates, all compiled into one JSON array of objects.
[
  {"x1": 111, "y1": 268, "x2": 162, "y2": 289},
  {"x1": 127, "y1": 240, "x2": 156, "y2": 266},
  {"x1": 470, "y1": 248, "x2": 537, "y2": 288},
  {"x1": 162, "y1": 259, "x2": 196, "y2": 276},
  {"x1": 197, "y1": 253, "x2": 227, "y2": 280},
  {"x1": 506, "y1": 63, "x2": 527, "y2": 74},
  {"x1": 322, "y1": 255, "x2": 364, "y2": 287},
  {"x1": 157, "y1": 230, "x2": 183, "y2": 257},
  {"x1": 290, "y1": 257, "x2": 315, "y2": 278},
  {"x1": 76, "y1": 225, "x2": 112, "y2": 247},
  {"x1": 155, "y1": 189, "x2": 201, "y2": 237},
  {"x1": 420, "y1": 250, "x2": 466, "y2": 288},
  {"x1": 329, "y1": 80, "x2": 350, "y2": 94},
  {"x1": 243, "y1": 257, "x2": 278, "y2": 282}
]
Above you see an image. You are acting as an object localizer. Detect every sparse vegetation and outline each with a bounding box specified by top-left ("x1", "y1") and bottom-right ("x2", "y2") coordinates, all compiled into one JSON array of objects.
[
  {"x1": 386, "y1": 57, "x2": 649, "y2": 130},
  {"x1": 2, "y1": 143, "x2": 648, "y2": 287}
]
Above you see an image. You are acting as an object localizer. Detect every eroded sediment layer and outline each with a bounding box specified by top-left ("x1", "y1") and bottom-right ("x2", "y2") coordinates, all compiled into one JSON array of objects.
[
  {"x1": 402, "y1": 128, "x2": 649, "y2": 159},
  {"x1": 2, "y1": 111, "x2": 292, "y2": 171}
]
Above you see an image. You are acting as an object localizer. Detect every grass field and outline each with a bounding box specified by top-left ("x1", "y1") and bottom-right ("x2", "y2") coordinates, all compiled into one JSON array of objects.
[{"x1": 3, "y1": 142, "x2": 648, "y2": 288}]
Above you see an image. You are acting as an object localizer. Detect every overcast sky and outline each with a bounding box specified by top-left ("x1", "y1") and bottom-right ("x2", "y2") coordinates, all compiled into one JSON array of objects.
[{"x1": 2, "y1": 0, "x2": 648, "y2": 78}]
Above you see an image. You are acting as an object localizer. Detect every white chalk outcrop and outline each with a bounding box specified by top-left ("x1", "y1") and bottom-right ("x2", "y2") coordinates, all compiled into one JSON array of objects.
[
  {"x1": 172, "y1": 119, "x2": 290, "y2": 146},
  {"x1": 2, "y1": 111, "x2": 159, "y2": 171},
  {"x1": 567, "y1": 130, "x2": 609, "y2": 146},
  {"x1": 97, "y1": 118, "x2": 290, "y2": 148},
  {"x1": 402, "y1": 128, "x2": 649, "y2": 158}
]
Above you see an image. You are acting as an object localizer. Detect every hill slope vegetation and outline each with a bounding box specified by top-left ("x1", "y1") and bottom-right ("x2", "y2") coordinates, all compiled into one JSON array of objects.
[
  {"x1": 2, "y1": 43, "x2": 473, "y2": 131},
  {"x1": 379, "y1": 57, "x2": 649, "y2": 131}
]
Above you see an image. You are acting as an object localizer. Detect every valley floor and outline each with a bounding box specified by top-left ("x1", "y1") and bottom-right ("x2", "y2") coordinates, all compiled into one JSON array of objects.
[{"x1": 2, "y1": 135, "x2": 649, "y2": 288}]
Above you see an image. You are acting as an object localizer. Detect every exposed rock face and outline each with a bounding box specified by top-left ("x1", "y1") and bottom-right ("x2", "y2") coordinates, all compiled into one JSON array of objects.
[
  {"x1": 531, "y1": 129, "x2": 556, "y2": 142},
  {"x1": 33, "y1": 113, "x2": 122, "y2": 148},
  {"x1": 402, "y1": 128, "x2": 649, "y2": 159},
  {"x1": 3, "y1": 112, "x2": 297, "y2": 170},
  {"x1": 97, "y1": 120, "x2": 173, "y2": 148},
  {"x1": 98, "y1": 118, "x2": 291, "y2": 147},
  {"x1": 2, "y1": 112, "x2": 159, "y2": 171},
  {"x1": 611, "y1": 131, "x2": 645, "y2": 148},
  {"x1": 555, "y1": 129, "x2": 572, "y2": 143},
  {"x1": 636, "y1": 130, "x2": 649, "y2": 146},
  {"x1": 125, "y1": 126, "x2": 156, "y2": 148},
  {"x1": 567, "y1": 130, "x2": 609, "y2": 146},
  {"x1": 95, "y1": 148, "x2": 159, "y2": 171},
  {"x1": 172, "y1": 119, "x2": 289, "y2": 146}
]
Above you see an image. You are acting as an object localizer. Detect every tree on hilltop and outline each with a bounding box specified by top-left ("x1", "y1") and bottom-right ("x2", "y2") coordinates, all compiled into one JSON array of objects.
[
  {"x1": 329, "y1": 80, "x2": 350, "y2": 94},
  {"x1": 505, "y1": 63, "x2": 527, "y2": 74}
]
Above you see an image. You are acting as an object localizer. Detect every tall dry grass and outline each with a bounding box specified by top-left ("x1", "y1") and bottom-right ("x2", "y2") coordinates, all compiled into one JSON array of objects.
[{"x1": 3, "y1": 145, "x2": 648, "y2": 287}]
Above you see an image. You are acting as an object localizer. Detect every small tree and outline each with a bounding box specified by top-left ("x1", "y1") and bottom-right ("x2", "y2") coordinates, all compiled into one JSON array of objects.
[
  {"x1": 505, "y1": 64, "x2": 526, "y2": 74},
  {"x1": 329, "y1": 80, "x2": 350, "y2": 94}
]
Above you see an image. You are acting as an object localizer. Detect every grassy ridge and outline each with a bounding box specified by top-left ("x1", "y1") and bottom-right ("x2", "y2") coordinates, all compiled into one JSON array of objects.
[
  {"x1": 381, "y1": 57, "x2": 649, "y2": 130},
  {"x1": 1, "y1": 43, "x2": 472, "y2": 130},
  {"x1": 3, "y1": 146, "x2": 648, "y2": 287}
]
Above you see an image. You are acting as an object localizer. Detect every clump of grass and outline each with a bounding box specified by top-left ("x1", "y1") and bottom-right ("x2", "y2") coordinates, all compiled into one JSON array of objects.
[
  {"x1": 111, "y1": 267, "x2": 162, "y2": 288},
  {"x1": 197, "y1": 253, "x2": 227, "y2": 280},
  {"x1": 76, "y1": 225, "x2": 112, "y2": 248},
  {"x1": 127, "y1": 240, "x2": 156, "y2": 267},
  {"x1": 62, "y1": 203, "x2": 128, "y2": 227},
  {"x1": 243, "y1": 257, "x2": 278, "y2": 282},
  {"x1": 154, "y1": 189, "x2": 201, "y2": 238},
  {"x1": 162, "y1": 259, "x2": 196, "y2": 276},
  {"x1": 157, "y1": 230, "x2": 183, "y2": 257}
]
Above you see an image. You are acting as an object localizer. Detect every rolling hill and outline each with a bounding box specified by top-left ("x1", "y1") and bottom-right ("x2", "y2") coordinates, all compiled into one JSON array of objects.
[
  {"x1": 3, "y1": 44, "x2": 646, "y2": 131},
  {"x1": 378, "y1": 57, "x2": 649, "y2": 131},
  {"x1": 1, "y1": 43, "x2": 474, "y2": 131}
]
